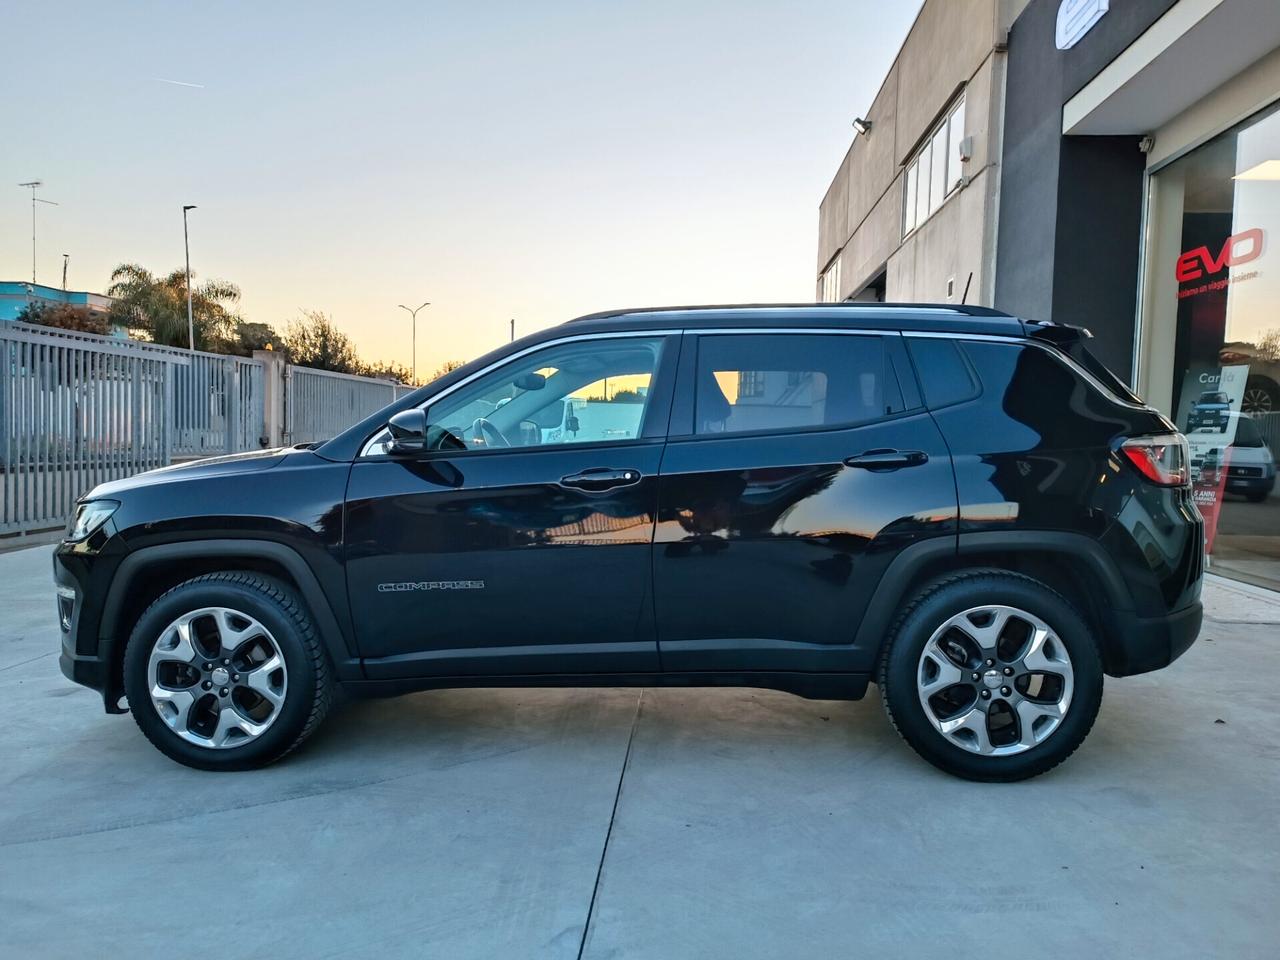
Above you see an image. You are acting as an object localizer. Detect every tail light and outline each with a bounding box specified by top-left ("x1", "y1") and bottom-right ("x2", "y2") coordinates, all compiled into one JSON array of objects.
[{"x1": 1120, "y1": 434, "x2": 1190, "y2": 487}]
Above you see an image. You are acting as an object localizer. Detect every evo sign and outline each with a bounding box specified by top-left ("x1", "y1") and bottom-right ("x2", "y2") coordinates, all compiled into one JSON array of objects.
[
  {"x1": 1175, "y1": 228, "x2": 1265, "y2": 283},
  {"x1": 1056, "y1": 0, "x2": 1109, "y2": 50}
]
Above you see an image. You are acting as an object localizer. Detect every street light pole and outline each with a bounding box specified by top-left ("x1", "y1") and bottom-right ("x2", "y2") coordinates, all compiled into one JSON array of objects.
[
  {"x1": 18, "y1": 181, "x2": 57, "y2": 285},
  {"x1": 183, "y1": 205, "x2": 197, "y2": 351},
  {"x1": 510, "y1": 318, "x2": 515, "y2": 342},
  {"x1": 398, "y1": 302, "x2": 430, "y2": 382},
  {"x1": 62, "y1": 254, "x2": 69, "y2": 291}
]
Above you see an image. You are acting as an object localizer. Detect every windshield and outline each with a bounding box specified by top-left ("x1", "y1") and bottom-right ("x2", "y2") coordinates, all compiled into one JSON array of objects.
[{"x1": 1232, "y1": 414, "x2": 1265, "y2": 448}]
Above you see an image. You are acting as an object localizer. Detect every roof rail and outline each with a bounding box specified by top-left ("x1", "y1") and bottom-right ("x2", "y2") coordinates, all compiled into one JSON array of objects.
[{"x1": 564, "y1": 302, "x2": 1014, "y2": 323}]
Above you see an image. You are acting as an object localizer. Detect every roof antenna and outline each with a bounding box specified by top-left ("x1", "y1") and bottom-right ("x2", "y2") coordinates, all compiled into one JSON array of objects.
[{"x1": 960, "y1": 272, "x2": 973, "y2": 305}]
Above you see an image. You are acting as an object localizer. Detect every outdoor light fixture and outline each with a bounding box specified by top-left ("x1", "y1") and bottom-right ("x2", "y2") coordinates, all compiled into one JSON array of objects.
[{"x1": 852, "y1": 118, "x2": 872, "y2": 136}]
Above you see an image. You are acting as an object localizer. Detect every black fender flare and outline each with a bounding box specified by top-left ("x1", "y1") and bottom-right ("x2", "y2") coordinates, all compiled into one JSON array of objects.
[
  {"x1": 852, "y1": 530, "x2": 1135, "y2": 654},
  {"x1": 100, "y1": 539, "x2": 362, "y2": 682}
]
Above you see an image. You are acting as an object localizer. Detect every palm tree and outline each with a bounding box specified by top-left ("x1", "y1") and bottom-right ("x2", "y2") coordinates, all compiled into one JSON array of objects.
[{"x1": 107, "y1": 263, "x2": 241, "y2": 350}]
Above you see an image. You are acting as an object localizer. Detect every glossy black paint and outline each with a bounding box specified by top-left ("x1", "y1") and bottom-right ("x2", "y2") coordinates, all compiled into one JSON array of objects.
[
  {"x1": 51, "y1": 304, "x2": 1204, "y2": 713},
  {"x1": 654, "y1": 411, "x2": 956, "y2": 672},
  {"x1": 927, "y1": 339, "x2": 1201, "y2": 616},
  {"x1": 344, "y1": 442, "x2": 665, "y2": 676}
]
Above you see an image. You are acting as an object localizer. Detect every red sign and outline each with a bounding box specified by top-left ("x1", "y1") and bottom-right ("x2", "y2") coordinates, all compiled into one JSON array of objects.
[{"x1": 1176, "y1": 228, "x2": 1265, "y2": 283}]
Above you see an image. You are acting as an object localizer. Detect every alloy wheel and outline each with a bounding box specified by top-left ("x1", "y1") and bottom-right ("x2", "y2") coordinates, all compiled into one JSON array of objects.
[
  {"x1": 1242, "y1": 387, "x2": 1273, "y2": 415},
  {"x1": 147, "y1": 606, "x2": 288, "y2": 749},
  {"x1": 916, "y1": 604, "x2": 1074, "y2": 756}
]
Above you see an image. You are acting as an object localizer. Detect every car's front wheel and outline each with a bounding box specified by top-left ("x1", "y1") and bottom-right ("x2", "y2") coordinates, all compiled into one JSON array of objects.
[
  {"x1": 123, "y1": 572, "x2": 332, "y2": 770},
  {"x1": 878, "y1": 570, "x2": 1103, "y2": 781}
]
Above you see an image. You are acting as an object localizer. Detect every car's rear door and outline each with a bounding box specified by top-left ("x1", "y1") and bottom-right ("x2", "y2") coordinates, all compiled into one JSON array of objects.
[
  {"x1": 652, "y1": 329, "x2": 956, "y2": 673},
  {"x1": 344, "y1": 331, "x2": 680, "y2": 679}
]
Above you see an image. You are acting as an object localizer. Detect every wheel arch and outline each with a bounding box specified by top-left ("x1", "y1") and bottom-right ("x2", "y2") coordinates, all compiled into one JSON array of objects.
[
  {"x1": 855, "y1": 532, "x2": 1137, "y2": 676},
  {"x1": 100, "y1": 540, "x2": 360, "y2": 710}
]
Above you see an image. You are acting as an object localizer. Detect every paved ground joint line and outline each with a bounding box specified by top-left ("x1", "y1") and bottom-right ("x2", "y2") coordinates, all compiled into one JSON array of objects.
[{"x1": 576, "y1": 688, "x2": 643, "y2": 960}]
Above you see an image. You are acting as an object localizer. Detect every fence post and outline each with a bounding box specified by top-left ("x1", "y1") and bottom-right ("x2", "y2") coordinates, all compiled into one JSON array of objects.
[
  {"x1": 225, "y1": 358, "x2": 240, "y2": 455},
  {"x1": 254, "y1": 350, "x2": 287, "y2": 448}
]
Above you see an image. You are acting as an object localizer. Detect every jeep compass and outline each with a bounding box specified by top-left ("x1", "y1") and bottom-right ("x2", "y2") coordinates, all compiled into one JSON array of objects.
[{"x1": 54, "y1": 305, "x2": 1204, "y2": 781}]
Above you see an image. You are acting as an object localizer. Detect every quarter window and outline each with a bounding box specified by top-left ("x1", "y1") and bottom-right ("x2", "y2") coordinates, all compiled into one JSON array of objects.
[{"x1": 694, "y1": 334, "x2": 900, "y2": 435}]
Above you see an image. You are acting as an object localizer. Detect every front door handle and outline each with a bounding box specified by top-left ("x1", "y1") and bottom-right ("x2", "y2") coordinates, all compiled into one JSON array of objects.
[
  {"x1": 843, "y1": 449, "x2": 928, "y2": 471},
  {"x1": 559, "y1": 468, "x2": 643, "y2": 491}
]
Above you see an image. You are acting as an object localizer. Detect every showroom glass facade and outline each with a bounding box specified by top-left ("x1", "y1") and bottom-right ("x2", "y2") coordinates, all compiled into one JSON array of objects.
[{"x1": 1145, "y1": 100, "x2": 1280, "y2": 590}]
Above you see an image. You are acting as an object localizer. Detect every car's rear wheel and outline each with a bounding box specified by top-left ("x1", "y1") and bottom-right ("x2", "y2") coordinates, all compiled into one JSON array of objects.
[
  {"x1": 123, "y1": 572, "x2": 332, "y2": 770},
  {"x1": 878, "y1": 570, "x2": 1103, "y2": 781}
]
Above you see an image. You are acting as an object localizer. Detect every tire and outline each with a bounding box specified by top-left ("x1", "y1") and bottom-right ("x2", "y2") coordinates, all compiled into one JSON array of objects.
[
  {"x1": 1243, "y1": 375, "x2": 1279, "y2": 415},
  {"x1": 877, "y1": 570, "x2": 1103, "y2": 782},
  {"x1": 123, "y1": 572, "x2": 333, "y2": 771},
  {"x1": 1245, "y1": 490, "x2": 1270, "y2": 504}
]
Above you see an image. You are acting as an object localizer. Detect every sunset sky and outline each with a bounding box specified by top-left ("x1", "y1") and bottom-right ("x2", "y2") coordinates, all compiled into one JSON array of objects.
[{"x1": 4, "y1": 1, "x2": 921, "y2": 375}]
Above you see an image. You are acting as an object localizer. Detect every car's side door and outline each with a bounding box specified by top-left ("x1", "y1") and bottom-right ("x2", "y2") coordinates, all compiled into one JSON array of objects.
[
  {"x1": 653, "y1": 330, "x2": 957, "y2": 674},
  {"x1": 344, "y1": 332, "x2": 680, "y2": 680}
]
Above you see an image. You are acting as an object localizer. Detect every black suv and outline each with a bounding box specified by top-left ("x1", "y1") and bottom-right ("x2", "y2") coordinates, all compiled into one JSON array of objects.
[{"x1": 54, "y1": 305, "x2": 1203, "y2": 781}]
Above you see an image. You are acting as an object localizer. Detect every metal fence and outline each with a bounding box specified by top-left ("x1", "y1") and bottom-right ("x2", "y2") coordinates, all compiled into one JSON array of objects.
[
  {"x1": 284, "y1": 365, "x2": 411, "y2": 445},
  {"x1": 1253, "y1": 411, "x2": 1280, "y2": 451},
  {"x1": 1, "y1": 325, "x2": 181, "y2": 535},
  {"x1": 1, "y1": 322, "x2": 413, "y2": 537},
  {"x1": 172, "y1": 353, "x2": 266, "y2": 457}
]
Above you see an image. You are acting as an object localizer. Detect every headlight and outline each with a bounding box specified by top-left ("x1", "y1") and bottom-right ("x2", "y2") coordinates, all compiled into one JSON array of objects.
[{"x1": 67, "y1": 500, "x2": 119, "y2": 541}]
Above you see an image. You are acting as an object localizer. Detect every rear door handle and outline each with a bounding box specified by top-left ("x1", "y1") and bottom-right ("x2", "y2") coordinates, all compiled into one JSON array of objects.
[
  {"x1": 559, "y1": 468, "x2": 643, "y2": 491},
  {"x1": 843, "y1": 449, "x2": 928, "y2": 471}
]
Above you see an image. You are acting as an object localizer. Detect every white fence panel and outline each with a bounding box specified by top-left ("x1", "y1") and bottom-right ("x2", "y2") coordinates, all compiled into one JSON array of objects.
[
  {"x1": 1, "y1": 325, "x2": 178, "y2": 535},
  {"x1": 2, "y1": 323, "x2": 411, "y2": 537},
  {"x1": 285, "y1": 366, "x2": 398, "y2": 445},
  {"x1": 171, "y1": 353, "x2": 266, "y2": 457}
]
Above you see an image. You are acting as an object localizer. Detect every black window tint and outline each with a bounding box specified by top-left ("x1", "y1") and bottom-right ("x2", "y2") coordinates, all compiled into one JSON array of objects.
[
  {"x1": 1073, "y1": 344, "x2": 1143, "y2": 405},
  {"x1": 906, "y1": 338, "x2": 978, "y2": 408},
  {"x1": 695, "y1": 334, "x2": 895, "y2": 435}
]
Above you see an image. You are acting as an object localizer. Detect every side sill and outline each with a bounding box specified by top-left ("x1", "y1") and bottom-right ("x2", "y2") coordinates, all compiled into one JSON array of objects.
[{"x1": 340, "y1": 671, "x2": 871, "y2": 702}]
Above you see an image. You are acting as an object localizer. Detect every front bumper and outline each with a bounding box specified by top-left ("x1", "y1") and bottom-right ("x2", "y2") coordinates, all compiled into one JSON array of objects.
[
  {"x1": 1225, "y1": 473, "x2": 1275, "y2": 496},
  {"x1": 54, "y1": 542, "x2": 128, "y2": 713},
  {"x1": 1106, "y1": 601, "x2": 1203, "y2": 677}
]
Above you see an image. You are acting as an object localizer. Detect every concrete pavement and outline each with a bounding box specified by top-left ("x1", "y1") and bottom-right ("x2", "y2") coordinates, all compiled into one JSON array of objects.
[{"x1": 1, "y1": 544, "x2": 1278, "y2": 959}]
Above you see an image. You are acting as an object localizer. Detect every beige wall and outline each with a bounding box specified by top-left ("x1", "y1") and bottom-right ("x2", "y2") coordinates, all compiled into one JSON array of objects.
[{"x1": 816, "y1": 0, "x2": 1025, "y2": 304}]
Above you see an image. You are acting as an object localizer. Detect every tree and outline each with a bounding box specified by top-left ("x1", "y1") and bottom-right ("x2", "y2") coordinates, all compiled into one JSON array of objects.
[
  {"x1": 1257, "y1": 328, "x2": 1280, "y2": 362},
  {"x1": 359, "y1": 360, "x2": 416, "y2": 384},
  {"x1": 608, "y1": 388, "x2": 646, "y2": 404},
  {"x1": 281, "y1": 310, "x2": 362, "y2": 374},
  {"x1": 425, "y1": 359, "x2": 464, "y2": 384},
  {"x1": 15, "y1": 301, "x2": 111, "y2": 335},
  {"x1": 106, "y1": 263, "x2": 241, "y2": 350},
  {"x1": 233, "y1": 321, "x2": 278, "y2": 356}
]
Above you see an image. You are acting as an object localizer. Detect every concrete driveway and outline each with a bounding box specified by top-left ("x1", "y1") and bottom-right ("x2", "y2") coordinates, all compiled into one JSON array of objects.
[{"x1": 2, "y1": 544, "x2": 1278, "y2": 959}]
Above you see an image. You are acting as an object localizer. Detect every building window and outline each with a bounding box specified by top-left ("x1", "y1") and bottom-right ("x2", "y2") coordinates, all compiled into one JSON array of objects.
[
  {"x1": 819, "y1": 256, "x2": 842, "y2": 302},
  {"x1": 902, "y1": 95, "x2": 966, "y2": 237}
]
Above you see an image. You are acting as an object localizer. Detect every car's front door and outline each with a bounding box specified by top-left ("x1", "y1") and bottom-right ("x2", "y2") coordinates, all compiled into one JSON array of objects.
[
  {"x1": 345, "y1": 333, "x2": 679, "y2": 679},
  {"x1": 653, "y1": 330, "x2": 956, "y2": 673}
]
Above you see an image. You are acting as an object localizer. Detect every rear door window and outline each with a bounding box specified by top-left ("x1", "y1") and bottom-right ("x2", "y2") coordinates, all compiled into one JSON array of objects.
[{"x1": 693, "y1": 334, "x2": 902, "y2": 436}]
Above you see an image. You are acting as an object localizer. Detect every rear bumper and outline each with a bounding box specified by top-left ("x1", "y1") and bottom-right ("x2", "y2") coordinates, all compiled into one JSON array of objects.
[{"x1": 1106, "y1": 601, "x2": 1202, "y2": 677}]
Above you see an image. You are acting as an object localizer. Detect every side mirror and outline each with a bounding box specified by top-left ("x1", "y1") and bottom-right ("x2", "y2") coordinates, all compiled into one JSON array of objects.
[{"x1": 387, "y1": 408, "x2": 427, "y2": 454}]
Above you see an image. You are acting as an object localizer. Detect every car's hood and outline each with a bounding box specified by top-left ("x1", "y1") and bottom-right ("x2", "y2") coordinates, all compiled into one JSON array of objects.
[{"x1": 83, "y1": 447, "x2": 292, "y2": 500}]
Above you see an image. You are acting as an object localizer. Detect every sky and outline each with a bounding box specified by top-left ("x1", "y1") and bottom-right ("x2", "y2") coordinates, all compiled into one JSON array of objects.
[{"x1": 4, "y1": 0, "x2": 922, "y2": 376}]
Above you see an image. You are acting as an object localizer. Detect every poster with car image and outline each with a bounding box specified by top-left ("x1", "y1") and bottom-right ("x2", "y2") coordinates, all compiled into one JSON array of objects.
[{"x1": 1185, "y1": 364, "x2": 1249, "y2": 550}]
